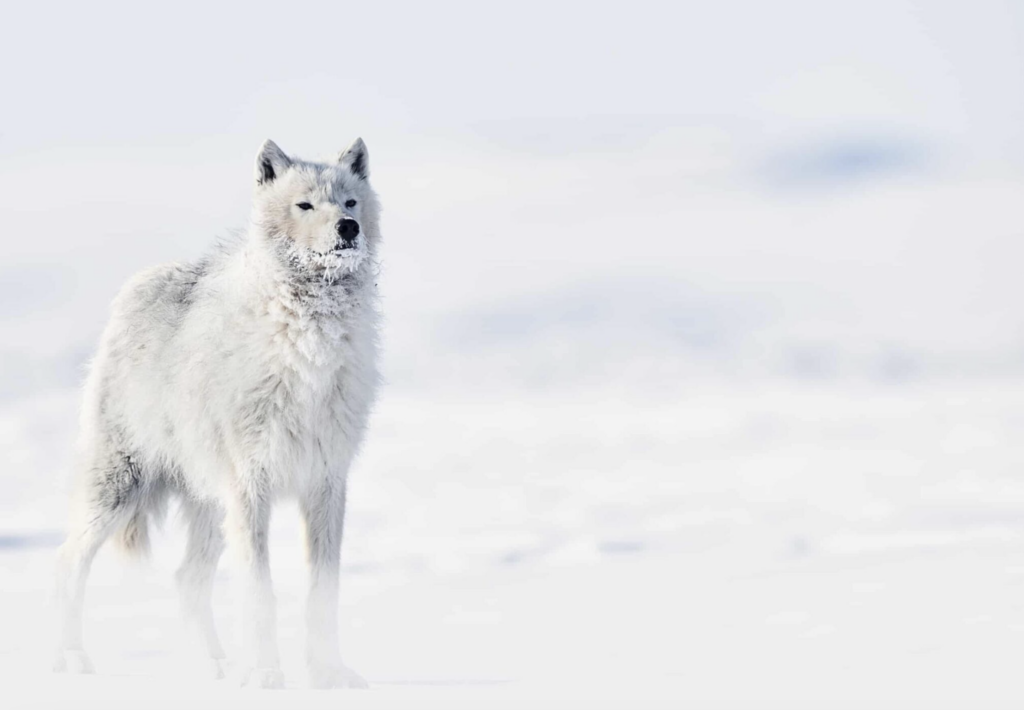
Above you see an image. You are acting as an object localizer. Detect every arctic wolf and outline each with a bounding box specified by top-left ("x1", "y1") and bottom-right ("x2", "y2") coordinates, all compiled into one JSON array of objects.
[{"x1": 54, "y1": 138, "x2": 380, "y2": 689}]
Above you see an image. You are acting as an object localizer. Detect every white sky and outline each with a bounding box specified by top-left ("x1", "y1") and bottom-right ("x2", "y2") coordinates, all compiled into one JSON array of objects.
[
  {"x1": 2, "y1": 0, "x2": 1022, "y2": 157},
  {"x1": 1, "y1": 0, "x2": 1023, "y2": 386}
]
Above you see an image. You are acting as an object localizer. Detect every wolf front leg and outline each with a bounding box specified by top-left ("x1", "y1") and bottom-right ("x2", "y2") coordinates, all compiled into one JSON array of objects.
[
  {"x1": 300, "y1": 478, "x2": 368, "y2": 689},
  {"x1": 224, "y1": 484, "x2": 283, "y2": 688}
]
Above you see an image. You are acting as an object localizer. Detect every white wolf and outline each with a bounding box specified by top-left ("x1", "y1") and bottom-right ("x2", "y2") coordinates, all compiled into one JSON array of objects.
[{"x1": 53, "y1": 138, "x2": 381, "y2": 689}]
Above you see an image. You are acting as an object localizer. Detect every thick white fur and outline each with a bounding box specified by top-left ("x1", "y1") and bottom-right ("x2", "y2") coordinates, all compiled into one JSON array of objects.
[{"x1": 54, "y1": 138, "x2": 381, "y2": 689}]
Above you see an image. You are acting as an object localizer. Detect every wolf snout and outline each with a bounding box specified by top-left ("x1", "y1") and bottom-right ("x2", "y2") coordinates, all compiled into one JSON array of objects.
[{"x1": 336, "y1": 219, "x2": 360, "y2": 248}]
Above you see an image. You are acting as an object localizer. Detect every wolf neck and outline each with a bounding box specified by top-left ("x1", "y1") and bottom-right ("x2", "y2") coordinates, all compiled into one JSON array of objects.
[{"x1": 239, "y1": 232, "x2": 375, "y2": 369}]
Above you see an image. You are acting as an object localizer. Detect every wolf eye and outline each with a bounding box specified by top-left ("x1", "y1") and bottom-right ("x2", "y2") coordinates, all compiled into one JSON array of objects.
[
  {"x1": 296, "y1": 202, "x2": 314, "y2": 211},
  {"x1": 344, "y1": 199, "x2": 357, "y2": 208}
]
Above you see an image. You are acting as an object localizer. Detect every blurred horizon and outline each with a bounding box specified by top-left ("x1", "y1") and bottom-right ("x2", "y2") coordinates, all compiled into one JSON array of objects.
[{"x1": 4, "y1": 1, "x2": 1024, "y2": 402}]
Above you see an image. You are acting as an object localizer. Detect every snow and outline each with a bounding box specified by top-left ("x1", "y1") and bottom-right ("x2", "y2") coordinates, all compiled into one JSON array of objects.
[
  {"x1": 8, "y1": 165, "x2": 1024, "y2": 708},
  {"x1": 3, "y1": 382, "x2": 1024, "y2": 708},
  {"x1": 7, "y1": 164, "x2": 1024, "y2": 708},
  {"x1": 5, "y1": 547, "x2": 1022, "y2": 710}
]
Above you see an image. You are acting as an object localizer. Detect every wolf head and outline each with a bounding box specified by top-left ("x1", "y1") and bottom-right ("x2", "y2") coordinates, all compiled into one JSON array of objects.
[{"x1": 251, "y1": 138, "x2": 379, "y2": 279}]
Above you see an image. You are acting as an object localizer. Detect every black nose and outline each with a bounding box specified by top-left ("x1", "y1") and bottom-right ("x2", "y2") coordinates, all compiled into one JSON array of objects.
[{"x1": 336, "y1": 219, "x2": 360, "y2": 245}]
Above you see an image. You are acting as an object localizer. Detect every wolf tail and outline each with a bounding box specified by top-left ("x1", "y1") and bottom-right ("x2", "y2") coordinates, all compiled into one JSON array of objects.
[{"x1": 112, "y1": 510, "x2": 151, "y2": 560}]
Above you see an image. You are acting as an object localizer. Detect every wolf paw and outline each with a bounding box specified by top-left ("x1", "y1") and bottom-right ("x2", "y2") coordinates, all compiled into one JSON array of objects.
[
  {"x1": 240, "y1": 666, "x2": 285, "y2": 689},
  {"x1": 52, "y1": 649, "x2": 95, "y2": 675},
  {"x1": 210, "y1": 658, "x2": 229, "y2": 680},
  {"x1": 309, "y1": 662, "x2": 369, "y2": 689}
]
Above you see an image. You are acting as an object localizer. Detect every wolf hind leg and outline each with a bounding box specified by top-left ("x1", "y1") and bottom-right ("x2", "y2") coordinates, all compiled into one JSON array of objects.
[
  {"x1": 54, "y1": 452, "x2": 145, "y2": 673},
  {"x1": 175, "y1": 499, "x2": 228, "y2": 679}
]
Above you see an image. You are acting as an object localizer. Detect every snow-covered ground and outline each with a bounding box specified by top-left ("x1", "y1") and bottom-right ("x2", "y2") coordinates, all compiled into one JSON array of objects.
[
  {"x1": 6, "y1": 147, "x2": 1024, "y2": 708},
  {"x1": 4, "y1": 1, "x2": 1024, "y2": 707},
  {"x1": 6, "y1": 152, "x2": 1024, "y2": 708},
  {"x1": 4, "y1": 382, "x2": 1024, "y2": 708}
]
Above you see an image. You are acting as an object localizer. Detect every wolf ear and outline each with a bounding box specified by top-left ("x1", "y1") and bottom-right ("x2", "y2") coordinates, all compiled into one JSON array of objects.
[
  {"x1": 338, "y1": 137, "x2": 369, "y2": 180},
  {"x1": 255, "y1": 139, "x2": 292, "y2": 186}
]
